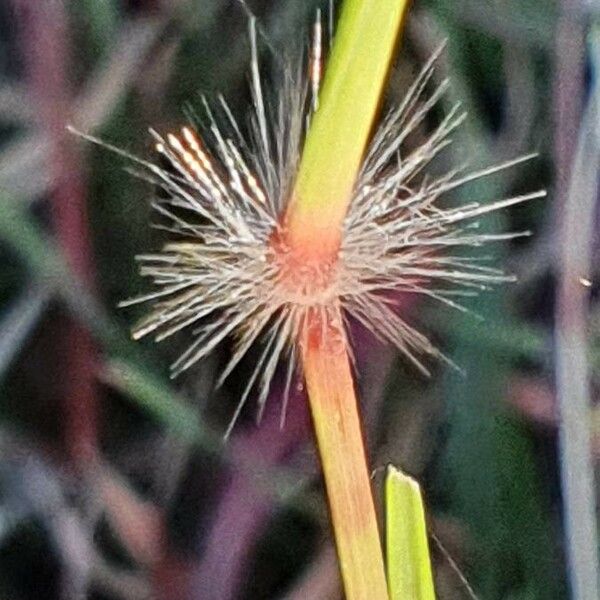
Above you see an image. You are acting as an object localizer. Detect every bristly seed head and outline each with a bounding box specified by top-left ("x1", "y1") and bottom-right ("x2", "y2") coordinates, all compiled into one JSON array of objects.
[{"x1": 86, "y1": 15, "x2": 544, "y2": 434}]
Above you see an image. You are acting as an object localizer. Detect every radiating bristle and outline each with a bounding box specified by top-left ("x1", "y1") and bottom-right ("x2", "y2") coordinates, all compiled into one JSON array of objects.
[
  {"x1": 311, "y1": 9, "x2": 323, "y2": 113},
  {"x1": 84, "y1": 19, "x2": 540, "y2": 434}
]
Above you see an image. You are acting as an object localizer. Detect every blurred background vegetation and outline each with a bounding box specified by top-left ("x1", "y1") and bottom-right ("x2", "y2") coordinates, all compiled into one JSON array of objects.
[{"x1": 0, "y1": 0, "x2": 597, "y2": 598}]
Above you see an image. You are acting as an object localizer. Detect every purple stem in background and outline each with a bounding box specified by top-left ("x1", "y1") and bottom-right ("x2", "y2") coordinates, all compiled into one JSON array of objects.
[
  {"x1": 12, "y1": 0, "x2": 99, "y2": 469},
  {"x1": 189, "y1": 385, "x2": 310, "y2": 599}
]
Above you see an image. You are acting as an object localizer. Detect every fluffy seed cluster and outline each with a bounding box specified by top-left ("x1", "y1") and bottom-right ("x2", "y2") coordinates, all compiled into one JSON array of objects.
[{"x1": 81, "y1": 15, "x2": 543, "y2": 430}]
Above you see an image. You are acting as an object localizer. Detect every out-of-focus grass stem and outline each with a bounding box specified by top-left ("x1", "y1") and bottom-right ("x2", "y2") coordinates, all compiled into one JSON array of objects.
[
  {"x1": 555, "y1": 22, "x2": 600, "y2": 600},
  {"x1": 13, "y1": 0, "x2": 99, "y2": 467}
]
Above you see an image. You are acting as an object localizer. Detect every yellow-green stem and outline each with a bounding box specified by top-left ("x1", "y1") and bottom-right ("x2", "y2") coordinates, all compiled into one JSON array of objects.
[
  {"x1": 286, "y1": 0, "x2": 409, "y2": 259},
  {"x1": 303, "y1": 320, "x2": 388, "y2": 599},
  {"x1": 286, "y1": 1, "x2": 409, "y2": 598}
]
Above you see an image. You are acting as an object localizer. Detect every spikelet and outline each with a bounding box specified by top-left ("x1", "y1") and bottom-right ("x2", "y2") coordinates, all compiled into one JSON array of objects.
[{"x1": 73, "y1": 11, "x2": 543, "y2": 435}]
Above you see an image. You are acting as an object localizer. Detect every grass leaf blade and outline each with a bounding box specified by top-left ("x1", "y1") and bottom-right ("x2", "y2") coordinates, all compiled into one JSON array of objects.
[{"x1": 385, "y1": 465, "x2": 436, "y2": 600}]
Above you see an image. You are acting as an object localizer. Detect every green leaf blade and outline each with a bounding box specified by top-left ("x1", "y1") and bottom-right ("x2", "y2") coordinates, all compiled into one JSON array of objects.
[{"x1": 385, "y1": 465, "x2": 436, "y2": 600}]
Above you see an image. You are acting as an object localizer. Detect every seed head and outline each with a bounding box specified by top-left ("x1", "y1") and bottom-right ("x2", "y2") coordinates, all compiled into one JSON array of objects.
[{"x1": 77, "y1": 16, "x2": 543, "y2": 433}]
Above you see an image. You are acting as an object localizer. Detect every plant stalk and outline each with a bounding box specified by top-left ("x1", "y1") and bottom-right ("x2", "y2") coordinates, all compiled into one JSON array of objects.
[
  {"x1": 286, "y1": 0, "x2": 409, "y2": 260},
  {"x1": 284, "y1": 1, "x2": 409, "y2": 597},
  {"x1": 555, "y1": 23, "x2": 600, "y2": 600},
  {"x1": 302, "y1": 313, "x2": 388, "y2": 599}
]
